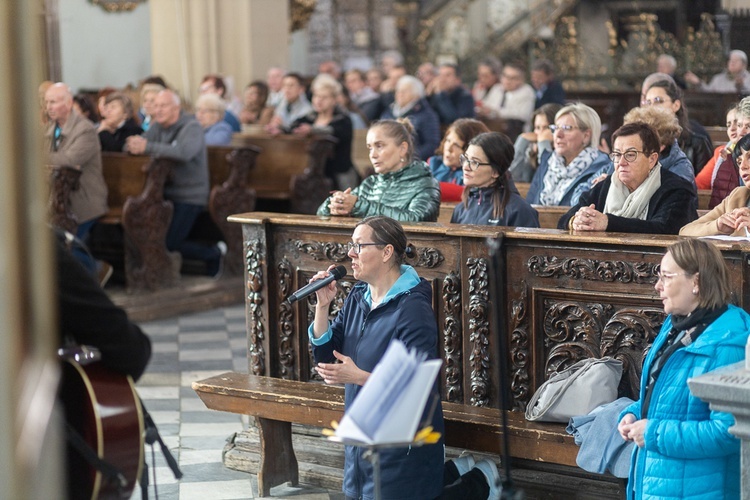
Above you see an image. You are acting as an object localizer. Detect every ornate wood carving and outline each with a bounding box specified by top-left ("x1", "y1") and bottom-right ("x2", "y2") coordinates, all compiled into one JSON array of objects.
[
  {"x1": 601, "y1": 308, "x2": 664, "y2": 399},
  {"x1": 406, "y1": 247, "x2": 445, "y2": 269},
  {"x1": 528, "y1": 255, "x2": 658, "y2": 284},
  {"x1": 277, "y1": 259, "x2": 295, "y2": 379},
  {"x1": 294, "y1": 240, "x2": 350, "y2": 262},
  {"x1": 289, "y1": 135, "x2": 335, "y2": 215},
  {"x1": 209, "y1": 147, "x2": 260, "y2": 277},
  {"x1": 467, "y1": 257, "x2": 491, "y2": 407},
  {"x1": 294, "y1": 238, "x2": 444, "y2": 269},
  {"x1": 246, "y1": 239, "x2": 266, "y2": 376},
  {"x1": 442, "y1": 271, "x2": 462, "y2": 402},
  {"x1": 541, "y1": 299, "x2": 664, "y2": 400},
  {"x1": 543, "y1": 301, "x2": 615, "y2": 375},
  {"x1": 290, "y1": 0, "x2": 317, "y2": 32},
  {"x1": 48, "y1": 166, "x2": 81, "y2": 233},
  {"x1": 121, "y1": 158, "x2": 180, "y2": 291},
  {"x1": 89, "y1": 0, "x2": 145, "y2": 13},
  {"x1": 510, "y1": 281, "x2": 531, "y2": 410}
]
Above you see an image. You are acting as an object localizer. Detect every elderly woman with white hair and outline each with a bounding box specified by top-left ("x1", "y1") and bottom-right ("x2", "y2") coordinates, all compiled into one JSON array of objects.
[
  {"x1": 526, "y1": 102, "x2": 611, "y2": 206},
  {"x1": 380, "y1": 75, "x2": 441, "y2": 160},
  {"x1": 289, "y1": 73, "x2": 359, "y2": 190},
  {"x1": 685, "y1": 49, "x2": 750, "y2": 93},
  {"x1": 195, "y1": 93, "x2": 233, "y2": 146}
]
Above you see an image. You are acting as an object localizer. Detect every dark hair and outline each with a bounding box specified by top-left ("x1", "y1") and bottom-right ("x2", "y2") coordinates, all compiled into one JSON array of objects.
[
  {"x1": 611, "y1": 122, "x2": 661, "y2": 156},
  {"x1": 503, "y1": 61, "x2": 527, "y2": 74},
  {"x1": 73, "y1": 93, "x2": 99, "y2": 123},
  {"x1": 645, "y1": 79, "x2": 690, "y2": 132},
  {"x1": 532, "y1": 103, "x2": 563, "y2": 128},
  {"x1": 531, "y1": 59, "x2": 555, "y2": 75},
  {"x1": 202, "y1": 74, "x2": 227, "y2": 97},
  {"x1": 461, "y1": 132, "x2": 514, "y2": 219},
  {"x1": 246, "y1": 80, "x2": 269, "y2": 107},
  {"x1": 141, "y1": 75, "x2": 168, "y2": 88},
  {"x1": 104, "y1": 92, "x2": 134, "y2": 118},
  {"x1": 437, "y1": 118, "x2": 490, "y2": 155},
  {"x1": 283, "y1": 72, "x2": 305, "y2": 87},
  {"x1": 478, "y1": 57, "x2": 502, "y2": 76},
  {"x1": 369, "y1": 119, "x2": 416, "y2": 163},
  {"x1": 356, "y1": 216, "x2": 415, "y2": 266},
  {"x1": 667, "y1": 239, "x2": 730, "y2": 310},
  {"x1": 441, "y1": 63, "x2": 461, "y2": 78},
  {"x1": 732, "y1": 133, "x2": 750, "y2": 164}
]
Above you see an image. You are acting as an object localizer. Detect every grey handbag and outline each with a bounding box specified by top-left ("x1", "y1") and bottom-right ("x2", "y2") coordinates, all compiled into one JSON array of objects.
[{"x1": 525, "y1": 357, "x2": 623, "y2": 423}]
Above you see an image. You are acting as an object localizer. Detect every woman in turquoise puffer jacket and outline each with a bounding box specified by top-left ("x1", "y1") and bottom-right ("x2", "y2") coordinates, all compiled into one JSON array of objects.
[
  {"x1": 618, "y1": 238, "x2": 749, "y2": 500},
  {"x1": 318, "y1": 118, "x2": 441, "y2": 222}
]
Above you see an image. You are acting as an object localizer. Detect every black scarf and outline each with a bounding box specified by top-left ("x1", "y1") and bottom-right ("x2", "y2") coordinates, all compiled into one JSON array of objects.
[{"x1": 641, "y1": 304, "x2": 727, "y2": 417}]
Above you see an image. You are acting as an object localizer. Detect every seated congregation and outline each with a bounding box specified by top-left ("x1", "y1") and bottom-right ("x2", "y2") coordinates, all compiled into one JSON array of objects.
[{"x1": 48, "y1": 48, "x2": 750, "y2": 500}]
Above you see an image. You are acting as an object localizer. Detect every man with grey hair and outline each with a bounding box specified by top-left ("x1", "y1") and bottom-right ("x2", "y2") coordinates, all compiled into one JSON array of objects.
[
  {"x1": 381, "y1": 75, "x2": 441, "y2": 160},
  {"x1": 656, "y1": 54, "x2": 686, "y2": 89},
  {"x1": 45, "y1": 82, "x2": 108, "y2": 274},
  {"x1": 685, "y1": 50, "x2": 750, "y2": 93},
  {"x1": 125, "y1": 90, "x2": 222, "y2": 276}
]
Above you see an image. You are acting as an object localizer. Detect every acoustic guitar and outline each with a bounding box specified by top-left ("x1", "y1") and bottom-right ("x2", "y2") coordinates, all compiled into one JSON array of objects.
[{"x1": 59, "y1": 346, "x2": 144, "y2": 500}]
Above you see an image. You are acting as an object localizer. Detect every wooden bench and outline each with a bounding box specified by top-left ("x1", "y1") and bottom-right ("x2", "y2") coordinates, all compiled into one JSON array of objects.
[
  {"x1": 191, "y1": 214, "x2": 750, "y2": 497},
  {"x1": 231, "y1": 132, "x2": 336, "y2": 214},
  {"x1": 193, "y1": 372, "x2": 581, "y2": 497},
  {"x1": 438, "y1": 202, "x2": 568, "y2": 229}
]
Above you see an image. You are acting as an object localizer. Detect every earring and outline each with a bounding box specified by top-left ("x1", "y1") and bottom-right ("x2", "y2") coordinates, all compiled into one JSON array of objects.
[
  {"x1": 692, "y1": 288, "x2": 699, "y2": 295},
  {"x1": 400, "y1": 157, "x2": 405, "y2": 163}
]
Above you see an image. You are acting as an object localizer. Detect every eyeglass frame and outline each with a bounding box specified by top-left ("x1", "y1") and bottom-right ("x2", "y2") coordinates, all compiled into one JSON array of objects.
[
  {"x1": 640, "y1": 96, "x2": 670, "y2": 107},
  {"x1": 459, "y1": 154, "x2": 492, "y2": 171},
  {"x1": 609, "y1": 150, "x2": 649, "y2": 163},
  {"x1": 347, "y1": 241, "x2": 383, "y2": 254},
  {"x1": 654, "y1": 266, "x2": 697, "y2": 284},
  {"x1": 549, "y1": 124, "x2": 580, "y2": 133}
]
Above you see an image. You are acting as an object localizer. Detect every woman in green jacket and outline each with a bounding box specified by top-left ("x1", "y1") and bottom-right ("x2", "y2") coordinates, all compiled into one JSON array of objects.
[{"x1": 317, "y1": 118, "x2": 441, "y2": 221}]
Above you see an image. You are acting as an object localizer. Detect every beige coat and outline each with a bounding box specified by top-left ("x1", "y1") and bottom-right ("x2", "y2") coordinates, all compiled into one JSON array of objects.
[
  {"x1": 46, "y1": 111, "x2": 108, "y2": 224},
  {"x1": 679, "y1": 186, "x2": 750, "y2": 236}
]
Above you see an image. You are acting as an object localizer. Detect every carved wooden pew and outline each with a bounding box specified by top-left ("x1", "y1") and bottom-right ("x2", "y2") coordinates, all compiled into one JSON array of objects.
[
  {"x1": 438, "y1": 202, "x2": 568, "y2": 229},
  {"x1": 195, "y1": 213, "x2": 750, "y2": 496},
  {"x1": 231, "y1": 133, "x2": 336, "y2": 214}
]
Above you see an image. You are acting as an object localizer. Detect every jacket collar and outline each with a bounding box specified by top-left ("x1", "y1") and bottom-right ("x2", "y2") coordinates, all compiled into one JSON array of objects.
[{"x1": 363, "y1": 265, "x2": 420, "y2": 307}]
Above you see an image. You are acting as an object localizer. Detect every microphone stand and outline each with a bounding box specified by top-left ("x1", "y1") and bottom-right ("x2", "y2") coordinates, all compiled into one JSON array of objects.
[{"x1": 487, "y1": 236, "x2": 525, "y2": 499}]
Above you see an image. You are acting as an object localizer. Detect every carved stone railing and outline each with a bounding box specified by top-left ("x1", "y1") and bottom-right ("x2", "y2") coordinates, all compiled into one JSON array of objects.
[{"x1": 228, "y1": 212, "x2": 750, "y2": 411}]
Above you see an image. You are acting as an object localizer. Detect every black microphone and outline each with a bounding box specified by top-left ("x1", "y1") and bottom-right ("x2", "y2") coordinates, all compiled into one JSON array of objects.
[{"x1": 286, "y1": 265, "x2": 347, "y2": 304}]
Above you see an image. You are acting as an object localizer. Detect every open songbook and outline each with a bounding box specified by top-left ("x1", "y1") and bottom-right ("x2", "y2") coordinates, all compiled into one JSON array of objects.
[{"x1": 333, "y1": 340, "x2": 442, "y2": 445}]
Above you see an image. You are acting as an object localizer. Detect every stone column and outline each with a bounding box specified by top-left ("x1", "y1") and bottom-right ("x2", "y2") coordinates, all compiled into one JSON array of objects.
[
  {"x1": 149, "y1": 0, "x2": 289, "y2": 104},
  {"x1": 688, "y1": 340, "x2": 750, "y2": 498}
]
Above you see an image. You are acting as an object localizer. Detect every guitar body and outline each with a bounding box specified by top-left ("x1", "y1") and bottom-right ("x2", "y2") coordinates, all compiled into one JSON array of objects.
[{"x1": 60, "y1": 359, "x2": 144, "y2": 500}]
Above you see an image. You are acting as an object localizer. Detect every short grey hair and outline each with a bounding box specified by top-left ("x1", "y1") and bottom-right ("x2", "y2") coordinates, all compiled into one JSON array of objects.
[
  {"x1": 396, "y1": 75, "x2": 425, "y2": 99},
  {"x1": 195, "y1": 93, "x2": 226, "y2": 119},
  {"x1": 730, "y1": 49, "x2": 748, "y2": 65},
  {"x1": 311, "y1": 73, "x2": 343, "y2": 97},
  {"x1": 657, "y1": 54, "x2": 677, "y2": 71}
]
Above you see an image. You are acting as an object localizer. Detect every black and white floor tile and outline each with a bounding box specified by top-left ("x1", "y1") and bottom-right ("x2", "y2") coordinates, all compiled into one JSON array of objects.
[{"x1": 132, "y1": 305, "x2": 343, "y2": 499}]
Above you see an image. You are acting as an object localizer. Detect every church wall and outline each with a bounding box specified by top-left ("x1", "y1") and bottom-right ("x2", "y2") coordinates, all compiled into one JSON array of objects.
[{"x1": 58, "y1": 0, "x2": 151, "y2": 91}]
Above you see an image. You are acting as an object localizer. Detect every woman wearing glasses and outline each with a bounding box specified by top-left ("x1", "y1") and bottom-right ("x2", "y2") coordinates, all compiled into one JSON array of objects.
[
  {"x1": 525, "y1": 103, "x2": 611, "y2": 206},
  {"x1": 450, "y1": 132, "x2": 539, "y2": 228},
  {"x1": 427, "y1": 118, "x2": 489, "y2": 200},
  {"x1": 309, "y1": 215, "x2": 502, "y2": 500},
  {"x1": 558, "y1": 122, "x2": 697, "y2": 234},
  {"x1": 641, "y1": 77, "x2": 713, "y2": 173},
  {"x1": 618, "y1": 238, "x2": 749, "y2": 500},
  {"x1": 680, "y1": 133, "x2": 750, "y2": 237},
  {"x1": 318, "y1": 118, "x2": 441, "y2": 222}
]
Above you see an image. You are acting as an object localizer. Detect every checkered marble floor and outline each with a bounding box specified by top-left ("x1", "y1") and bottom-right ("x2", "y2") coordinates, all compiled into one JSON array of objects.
[{"x1": 131, "y1": 305, "x2": 345, "y2": 500}]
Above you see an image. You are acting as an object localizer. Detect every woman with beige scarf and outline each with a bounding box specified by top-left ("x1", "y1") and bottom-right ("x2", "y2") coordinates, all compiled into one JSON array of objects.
[{"x1": 558, "y1": 122, "x2": 698, "y2": 234}]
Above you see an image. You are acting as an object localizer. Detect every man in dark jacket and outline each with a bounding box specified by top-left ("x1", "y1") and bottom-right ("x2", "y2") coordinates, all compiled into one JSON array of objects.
[{"x1": 430, "y1": 64, "x2": 476, "y2": 126}]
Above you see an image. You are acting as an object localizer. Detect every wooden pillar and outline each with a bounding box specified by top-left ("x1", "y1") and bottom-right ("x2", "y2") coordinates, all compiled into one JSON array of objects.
[{"x1": 0, "y1": 0, "x2": 62, "y2": 498}]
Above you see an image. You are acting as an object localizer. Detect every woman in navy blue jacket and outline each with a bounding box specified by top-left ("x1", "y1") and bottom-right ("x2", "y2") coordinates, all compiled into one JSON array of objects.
[
  {"x1": 618, "y1": 238, "x2": 749, "y2": 499},
  {"x1": 309, "y1": 216, "x2": 445, "y2": 499},
  {"x1": 450, "y1": 132, "x2": 539, "y2": 228}
]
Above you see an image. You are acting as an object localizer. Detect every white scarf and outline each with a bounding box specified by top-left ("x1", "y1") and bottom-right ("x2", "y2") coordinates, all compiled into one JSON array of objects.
[
  {"x1": 603, "y1": 163, "x2": 662, "y2": 220},
  {"x1": 538, "y1": 147, "x2": 599, "y2": 206}
]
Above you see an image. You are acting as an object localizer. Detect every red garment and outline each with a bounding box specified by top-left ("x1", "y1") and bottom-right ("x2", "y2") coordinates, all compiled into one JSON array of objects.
[
  {"x1": 709, "y1": 154, "x2": 739, "y2": 209},
  {"x1": 440, "y1": 181, "x2": 464, "y2": 202},
  {"x1": 695, "y1": 145, "x2": 723, "y2": 190}
]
